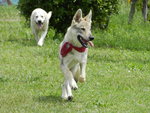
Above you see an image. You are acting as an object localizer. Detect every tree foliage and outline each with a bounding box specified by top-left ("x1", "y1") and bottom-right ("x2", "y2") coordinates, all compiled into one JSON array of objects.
[{"x1": 18, "y1": 0, "x2": 119, "y2": 33}]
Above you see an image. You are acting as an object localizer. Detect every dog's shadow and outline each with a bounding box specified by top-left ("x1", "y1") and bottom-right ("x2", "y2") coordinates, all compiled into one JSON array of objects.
[
  {"x1": 20, "y1": 38, "x2": 36, "y2": 46},
  {"x1": 34, "y1": 94, "x2": 64, "y2": 104}
]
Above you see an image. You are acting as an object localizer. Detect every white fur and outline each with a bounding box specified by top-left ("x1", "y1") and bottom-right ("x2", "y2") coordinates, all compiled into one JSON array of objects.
[
  {"x1": 30, "y1": 8, "x2": 52, "y2": 46},
  {"x1": 59, "y1": 9, "x2": 93, "y2": 100}
]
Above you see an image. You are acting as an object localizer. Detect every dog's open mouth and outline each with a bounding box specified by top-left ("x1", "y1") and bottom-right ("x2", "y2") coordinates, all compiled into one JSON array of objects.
[
  {"x1": 77, "y1": 35, "x2": 94, "y2": 48},
  {"x1": 77, "y1": 35, "x2": 88, "y2": 48},
  {"x1": 36, "y1": 22, "x2": 43, "y2": 29}
]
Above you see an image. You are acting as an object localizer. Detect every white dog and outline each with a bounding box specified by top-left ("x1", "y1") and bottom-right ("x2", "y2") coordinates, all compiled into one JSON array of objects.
[
  {"x1": 30, "y1": 8, "x2": 52, "y2": 46},
  {"x1": 59, "y1": 9, "x2": 94, "y2": 100}
]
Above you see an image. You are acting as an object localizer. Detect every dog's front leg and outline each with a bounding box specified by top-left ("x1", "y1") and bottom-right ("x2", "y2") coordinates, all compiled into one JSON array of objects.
[
  {"x1": 61, "y1": 64, "x2": 78, "y2": 100},
  {"x1": 79, "y1": 62, "x2": 87, "y2": 83},
  {"x1": 38, "y1": 30, "x2": 47, "y2": 46},
  {"x1": 62, "y1": 80, "x2": 72, "y2": 100}
]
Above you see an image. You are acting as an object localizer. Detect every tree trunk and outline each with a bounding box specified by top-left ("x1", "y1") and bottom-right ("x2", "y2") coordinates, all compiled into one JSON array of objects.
[
  {"x1": 6, "y1": 0, "x2": 12, "y2": 5},
  {"x1": 128, "y1": 0, "x2": 148, "y2": 24}
]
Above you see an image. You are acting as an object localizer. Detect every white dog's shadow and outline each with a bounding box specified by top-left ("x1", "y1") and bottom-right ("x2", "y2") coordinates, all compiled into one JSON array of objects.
[
  {"x1": 21, "y1": 38, "x2": 37, "y2": 46},
  {"x1": 7, "y1": 37, "x2": 37, "y2": 46}
]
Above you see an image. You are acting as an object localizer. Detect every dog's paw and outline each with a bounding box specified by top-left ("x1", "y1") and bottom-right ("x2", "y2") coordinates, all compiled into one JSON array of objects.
[
  {"x1": 79, "y1": 77, "x2": 86, "y2": 83},
  {"x1": 72, "y1": 87, "x2": 78, "y2": 90},
  {"x1": 61, "y1": 95, "x2": 73, "y2": 101},
  {"x1": 70, "y1": 80, "x2": 78, "y2": 90},
  {"x1": 37, "y1": 41, "x2": 43, "y2": 46},
  {"x1": 68, "y1": 96, "x2": 73, "y2": 101}
]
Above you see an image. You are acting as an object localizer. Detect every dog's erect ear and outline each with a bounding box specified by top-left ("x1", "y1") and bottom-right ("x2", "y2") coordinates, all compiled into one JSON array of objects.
[
  {"x1": 47, "y1": 11, "x2": 52, "y2": 20},
  {"x1": 72, "y1": 9, "x2": 82, "y2": 24},
  {"x1": 84, "y1": 10, "x2": 92, "y2": 22}
]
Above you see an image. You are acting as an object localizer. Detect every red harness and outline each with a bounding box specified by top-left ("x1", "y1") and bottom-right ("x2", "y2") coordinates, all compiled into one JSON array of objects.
[{"x1": 60, "y1": 42, "x2": 86, "y2": 57}]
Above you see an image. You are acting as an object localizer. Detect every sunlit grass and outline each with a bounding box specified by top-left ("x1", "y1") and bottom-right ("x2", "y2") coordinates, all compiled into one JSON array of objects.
[{"x1": 0, "y1": 5, "x2": 150, "y2": 113}]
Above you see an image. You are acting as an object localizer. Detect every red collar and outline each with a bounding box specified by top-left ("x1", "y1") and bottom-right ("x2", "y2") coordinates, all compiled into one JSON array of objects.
[{"x1": 60, "y1": 42, "x2": 86, "y2": 57}]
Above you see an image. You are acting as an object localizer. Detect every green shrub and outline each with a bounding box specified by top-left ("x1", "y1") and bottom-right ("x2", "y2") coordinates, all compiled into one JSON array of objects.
[{"x1": 17, "y1": 0, "x2": 119, "y2": 33}]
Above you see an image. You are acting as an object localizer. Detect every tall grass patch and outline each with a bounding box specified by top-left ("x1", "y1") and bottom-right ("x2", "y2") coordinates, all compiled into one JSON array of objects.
[{"x1": 94, "y1": 2, "x2": 150, "y2": 50}]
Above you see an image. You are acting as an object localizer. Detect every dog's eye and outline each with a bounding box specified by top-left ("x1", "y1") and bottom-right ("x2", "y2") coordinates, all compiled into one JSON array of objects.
[
  {"x1": 81, "y1": 28, "x2": 85, "y2": 31},
  {"x1": 36, "y1": 16, "x2": 38, "y2": 18},
  {"x1": 41, "y1": 16, "x2": 43, "y2": 18}
]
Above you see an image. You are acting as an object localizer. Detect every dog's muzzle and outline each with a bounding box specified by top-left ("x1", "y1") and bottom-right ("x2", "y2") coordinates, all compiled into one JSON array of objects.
[
  {"x1": 36, "y1": 20, "x2": 43, "y2": 28},
  {"x1": 89, "y1": 36, "x2": 94, "y2": 41}
]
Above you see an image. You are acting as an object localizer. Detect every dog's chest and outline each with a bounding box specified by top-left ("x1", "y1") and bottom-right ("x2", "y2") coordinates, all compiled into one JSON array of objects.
[
  {"x1": 35, "y1": 25, "x2": 45, "y2": 31},
  {"x1": 67, "y1": 50, "x2": 86, "y2": 67},
  {"x1": 68, "y1": 58, "x2": 78, "y2": 68}
]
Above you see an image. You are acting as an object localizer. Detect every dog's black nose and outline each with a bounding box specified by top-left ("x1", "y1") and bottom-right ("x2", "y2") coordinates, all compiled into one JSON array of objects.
[
  {"x1": 38, "y1": 20, "x2": 42, "y2": 24},
  {"x1": 89, "y1": 36, "x2": 94, "y2": 41}
]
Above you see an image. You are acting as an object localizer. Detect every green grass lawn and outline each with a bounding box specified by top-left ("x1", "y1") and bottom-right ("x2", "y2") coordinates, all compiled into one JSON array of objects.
[{"x1": 0, "y1": 4, "x2": 150, "y2": 113}]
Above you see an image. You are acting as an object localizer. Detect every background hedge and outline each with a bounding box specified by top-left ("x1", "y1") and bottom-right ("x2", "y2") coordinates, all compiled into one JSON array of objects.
[{"x1": 17, "y1": 0, "x2": 119, "y2": 33}]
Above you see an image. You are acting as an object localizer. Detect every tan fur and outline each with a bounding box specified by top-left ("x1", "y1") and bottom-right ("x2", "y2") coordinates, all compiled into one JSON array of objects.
[{"x1": 59, "y1": 9, "x2": 94, "y2": 100}]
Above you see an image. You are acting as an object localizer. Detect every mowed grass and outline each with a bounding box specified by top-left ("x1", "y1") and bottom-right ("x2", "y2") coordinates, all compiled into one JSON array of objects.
[{"x1": 0, "y1": 5, "x2": 150, "y2": 113}]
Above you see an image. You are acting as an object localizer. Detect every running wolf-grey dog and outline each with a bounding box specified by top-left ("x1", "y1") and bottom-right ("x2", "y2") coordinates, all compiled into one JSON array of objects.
[{"x1": 59, "y1": 9, "x2": 94, "y2": 100}]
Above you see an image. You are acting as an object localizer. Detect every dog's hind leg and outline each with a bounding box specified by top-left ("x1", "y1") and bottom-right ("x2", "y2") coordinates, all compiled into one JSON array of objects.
[
  {"x1": 32, "y1": 29, "x2": 39, "y2": 42},
  {"x1": 79, "y1": 62, "x2": 87, "y2": 83},
  {"x1": 71, "y1": 63, "x2": 80, "y2": 83}
]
